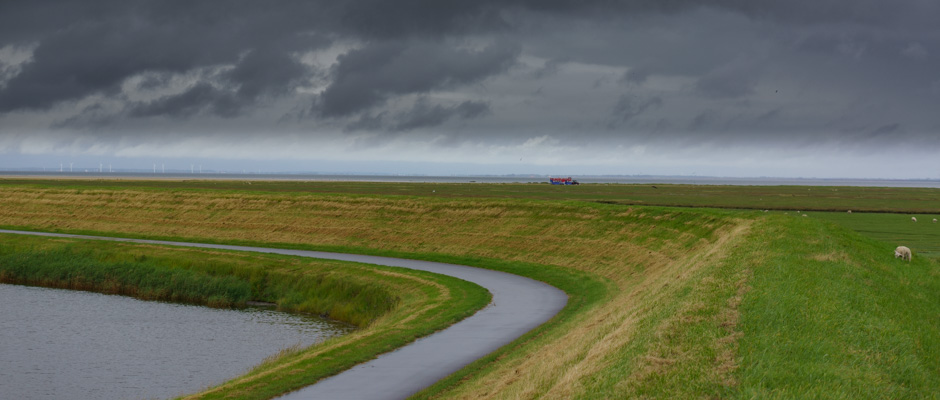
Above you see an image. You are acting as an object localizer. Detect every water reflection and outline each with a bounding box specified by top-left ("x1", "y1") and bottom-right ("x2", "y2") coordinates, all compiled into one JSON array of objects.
[{"x1": 0, "y1": 283, "x2": 353, "y2": 400}]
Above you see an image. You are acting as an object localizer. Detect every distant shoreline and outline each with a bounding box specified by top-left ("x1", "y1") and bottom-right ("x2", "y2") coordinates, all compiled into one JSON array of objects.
[{"x1": 1, "y1": 171, "x2": 939, "y2": 188}]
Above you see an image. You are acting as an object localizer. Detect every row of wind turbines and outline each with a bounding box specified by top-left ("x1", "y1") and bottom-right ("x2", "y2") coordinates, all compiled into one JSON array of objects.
[{"x1": 56, "y1": 163, "x2": 204, "y2": 173}]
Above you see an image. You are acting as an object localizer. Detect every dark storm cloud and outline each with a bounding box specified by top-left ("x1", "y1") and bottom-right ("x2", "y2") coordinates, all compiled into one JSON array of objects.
[
  {"x1": 345, "y1": 112, "x2": 388, "y2": 132},
  {"x1": 391, "y1": 99, "x2": 491, "y2": 131},
  {"x1": 331, "y1": 1, "x2": 506, "y2": 38},
  {"x1": 0, "y1": 63, "x2": 18, "y2": 87},
  {"x1": 532, "y1": 58, "x2": 569, "y2": 79},
  {"x1": 869, "y1": 123, "x2": 901, "y2": 138},
  {"x1": 128, "y1": 83, "x2": 243, "y2": 118},
  {"x1": 727, "y1": 0, "x2": 940, "y2": 28},
  {"x1": 755, "y1": 108, "x2": 782, "y2": 124},
  {"x1": 335, "y1": 0, "x2": 938, "y2": 32},
  {"x1": 314, "y1": 40, "x2": 519, "y2": 118},
  {"x1": 0, "y1": 0, "x2": 523, "y2": 126},
  {"x1": 51, "y1": 103, "x2": 119, "y2": 129},
  {"x1": 608, "y1": 94, "x2": 663, "y2": 128},
  {"x1": 125, "y1": 48, "x2": 312, "y2": 119},
  {"x1": 621, "y1": 66, "x2": 653, "y2": 86},
  {"x1": 342, "y1": 98, "x2": 492, "y2": 133},
  {"x1": 690, "y1": 110, "x2": 720, "y2": 131},
  {"x1": 693, "y1": 60, "x2": 760, "y2": 99},
  {"x1": 226, "y1": 47, "x2": 312, "y2": 100},
  {"x1": 0, "y1": 0, "x2": 330, "y2": 114},
  {"x1": 135, "y1": 72, "x2": 174, "y2": 91},
  {"x1": 0, "y1": 0, "x2": 938, "y2": 142}
]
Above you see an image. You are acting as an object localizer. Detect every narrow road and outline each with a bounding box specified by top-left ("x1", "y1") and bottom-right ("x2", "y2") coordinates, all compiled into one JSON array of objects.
[{"x1": 0, "y1": 229, "x2": 568, "y2": 399}]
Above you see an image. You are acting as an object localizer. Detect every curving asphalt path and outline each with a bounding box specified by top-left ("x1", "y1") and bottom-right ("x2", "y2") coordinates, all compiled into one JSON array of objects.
[{"x1": 0, "y1": 229, "x2": 567, "y2": 400}]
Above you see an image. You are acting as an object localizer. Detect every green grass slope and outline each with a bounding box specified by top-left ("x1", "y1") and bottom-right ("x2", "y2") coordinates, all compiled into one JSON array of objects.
[
  {"x1": 735, "y1": 214, "x2": 940, "y2": 398},
  {"x1": 814, "y1": 212, "x2": 940, "y2": 259}
]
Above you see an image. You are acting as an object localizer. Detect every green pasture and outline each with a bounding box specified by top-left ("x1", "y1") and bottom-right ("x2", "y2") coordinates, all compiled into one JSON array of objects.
[
  {"x1": 735, "y1": 215, "x2": 940, "y2": 399},
  {"x1": 813, "y1": 212, "x2": 940, "y2": 259},
  {"x1": 3, "y1": 178, "x2": 940, "y2": 213}
]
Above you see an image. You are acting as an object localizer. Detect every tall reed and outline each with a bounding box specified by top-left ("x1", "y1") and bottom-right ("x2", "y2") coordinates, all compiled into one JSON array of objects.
[
  {"x1": 0, "y1": 247, "x2": 251, "y2": 307},
  {"x1": 0, "y1": 239, "x2": 397, "y2": 326}
]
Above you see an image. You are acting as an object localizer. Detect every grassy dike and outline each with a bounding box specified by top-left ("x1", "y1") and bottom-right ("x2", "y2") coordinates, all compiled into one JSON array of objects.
[
  {"x1": 733, "y1": 215, "x2": 940, "y2": 399},
  {"x1": 2, "y1": 178, "x2": 939, "y2": 213},
  {"x1": 0, "y1": 233, "x2": 492, "y2": 400},
  {"x1": 1, "y1": 179, "x2": 938, "y2": 398}
]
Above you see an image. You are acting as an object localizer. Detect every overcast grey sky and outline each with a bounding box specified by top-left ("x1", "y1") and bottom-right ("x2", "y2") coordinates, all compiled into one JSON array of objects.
[{"x1": 1, "y1": 1, "x2": 938, "y2": 178}]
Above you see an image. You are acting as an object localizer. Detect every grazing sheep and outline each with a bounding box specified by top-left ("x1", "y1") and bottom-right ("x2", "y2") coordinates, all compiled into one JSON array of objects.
[
  {"x1": 802, "y1": 214, "x2": 808, "y2": 217},
  {"x1": 895, "y1": 246, "x2": 912, "y2": 261},
  {"x1": 934, "y1": 218, "x2": 937, "y2": 223},
  {"x1": 912, "y1": 217, "x2": 917, "y2": 222},
  {"x1": 847, "y1": 210, "x2": 852, "y2": 213}
]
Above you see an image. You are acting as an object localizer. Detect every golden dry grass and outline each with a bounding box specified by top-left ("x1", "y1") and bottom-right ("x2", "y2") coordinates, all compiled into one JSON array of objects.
[
  {"x1": 430, "y1": 220, "x2": 751, "y2": 399},
  {"x1": 0, "y1": 187, "x2": 717, "y2": 287},
  {"x1": 0, "y1": 183, "x2": 747, "y2": 398}
]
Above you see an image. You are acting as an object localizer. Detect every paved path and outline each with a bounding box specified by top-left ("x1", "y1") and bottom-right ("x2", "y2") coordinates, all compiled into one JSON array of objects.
[{"x1": 0, "y1": 229, "x2": 567, "y2": 399}]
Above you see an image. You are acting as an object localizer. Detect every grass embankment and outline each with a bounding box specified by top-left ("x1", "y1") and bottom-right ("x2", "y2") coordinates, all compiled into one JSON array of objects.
[
  {"x1": 0, "y1": 181, "x2": 736, "y2": 398},
  {"x1": 1, "y1": 179, "x2": 938, "y2": 398},
  {"x1": 814, "y1": 212, "x2": 940, "y2": 259},
  {"x1": 3, "y1": 178, "x2": 939, "y2": 213},
  {"x1": 736, "y1": 215, "x2": 940, "y2": 398},
  {"x1": 553, "y1": 213, "x2": 940, "y2": 399},
  {"x1": 0, "y1": 233, "x2": 491, "y2": 400}
]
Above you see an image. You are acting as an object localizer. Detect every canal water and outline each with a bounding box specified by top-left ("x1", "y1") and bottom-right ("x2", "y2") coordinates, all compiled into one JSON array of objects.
[{"x1": 0, "y1": 283, "x2": 354, "y2": 400}]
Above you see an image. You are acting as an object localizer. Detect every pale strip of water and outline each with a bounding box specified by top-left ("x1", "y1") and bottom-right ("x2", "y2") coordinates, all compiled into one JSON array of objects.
[
  {"x1": 2, "y1": 171, "x2": 939, "y2": 188},
  {"x1": 0, "y1": 283, "x2": 353, "y2": 400}
]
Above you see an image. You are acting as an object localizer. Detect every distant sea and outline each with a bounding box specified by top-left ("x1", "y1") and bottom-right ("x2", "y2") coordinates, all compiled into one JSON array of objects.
[{"x1": 2, "y1": 171, "x2": 939, "y2": 188}]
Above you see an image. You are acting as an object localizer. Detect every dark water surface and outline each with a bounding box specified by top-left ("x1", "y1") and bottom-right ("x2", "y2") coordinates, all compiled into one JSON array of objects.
[{"x1": 0, "y1": 283, "x2": 353, "y2": 400}]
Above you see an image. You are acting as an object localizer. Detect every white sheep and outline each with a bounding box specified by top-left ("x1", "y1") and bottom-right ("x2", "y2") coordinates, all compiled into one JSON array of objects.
[
  {"x1": 847, "y1": 210, "x2": 852, "y2": 213},
  {"x1": 933, "y1": 218, "x2": 937, "y2": 223},
  {"x1": 802, "y1": 214, "x2": 808, "y2": 217},
  {"x1": 912, "y1": 217, "x2": 917, "y2": 222},
  {"x1": 895, "y1": 246, "x2": 912, "y2": 261}
]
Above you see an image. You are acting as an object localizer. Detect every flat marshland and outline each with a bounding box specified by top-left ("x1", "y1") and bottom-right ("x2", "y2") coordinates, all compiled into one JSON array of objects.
[{"x1": 1, "y1": 179, "x2": 938, "y2": 399}]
